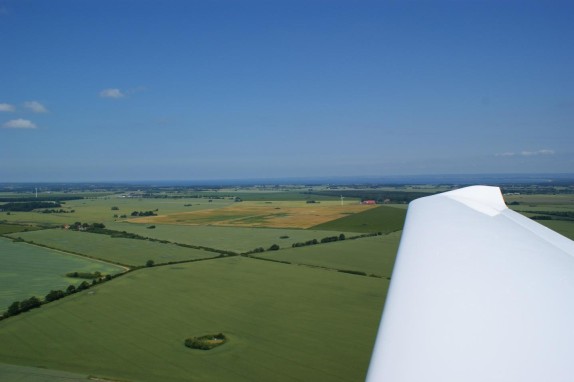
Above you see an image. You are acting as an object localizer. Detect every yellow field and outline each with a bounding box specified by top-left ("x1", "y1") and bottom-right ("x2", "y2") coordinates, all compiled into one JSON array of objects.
[{"x1": 129, "y1": 201, "x2": 377, "y2": 229}]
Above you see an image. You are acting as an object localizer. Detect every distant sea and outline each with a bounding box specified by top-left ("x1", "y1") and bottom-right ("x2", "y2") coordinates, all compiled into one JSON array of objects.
[{"x1": 122, "y1": 173, "x2": 574, "y2": 187}]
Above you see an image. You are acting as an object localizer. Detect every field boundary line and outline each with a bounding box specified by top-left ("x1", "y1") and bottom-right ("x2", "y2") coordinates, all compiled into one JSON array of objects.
[{"x1": 10, "y1": 239, "x2": 130, "y2": 272}]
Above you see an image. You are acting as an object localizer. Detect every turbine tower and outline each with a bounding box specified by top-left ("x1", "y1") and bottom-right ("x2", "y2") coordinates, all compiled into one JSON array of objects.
[{"x1": 340, "y1": 195, "x2": 344, "y2": 206}]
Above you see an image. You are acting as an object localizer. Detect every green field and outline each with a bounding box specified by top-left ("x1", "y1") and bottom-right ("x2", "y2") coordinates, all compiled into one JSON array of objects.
[
  {"x1": 0, "y1": 237, "x2": 124, "y2": 308},
  {"x1": 507, "y1": 194, "x2": 574, "y2": 240},
  {"x1": 257, "y1": 232, "x2": 401, "y2": 277},
  {"x1": 7, "y1": 229, "x2": 222, "y2": 267},
  {"x1": 0, "y1": 223, "x2": 39, "y2": 235},
  {"x1": 0, "y1": 257, "x2": 387, "y2": 382},
  {"x1": 105, "y1": 222, "x2": 353, "y2": 253},
  {"x1": 0, "y1": 363, "x2": 90, "y2": 382},
  {"x1": 310, "y1": 205, "x2": 407, "y2": 233},
  {"x1": 538, "y1": 220, "x2": 574, "y2": 240}
]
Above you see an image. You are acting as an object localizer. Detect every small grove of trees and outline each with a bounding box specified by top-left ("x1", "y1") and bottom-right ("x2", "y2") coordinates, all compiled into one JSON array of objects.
[
  {"x1": 184, "y1": 333, "x2": 227, "y2": 350},
  {"x1": 268, "y1": 244, "x2": 280, "y2": 251}
]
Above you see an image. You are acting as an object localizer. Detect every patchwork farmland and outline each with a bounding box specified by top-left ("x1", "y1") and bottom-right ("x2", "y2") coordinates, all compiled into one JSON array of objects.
[{"x1": 1, "y1": 183, "x2": 572, "y2": 382}]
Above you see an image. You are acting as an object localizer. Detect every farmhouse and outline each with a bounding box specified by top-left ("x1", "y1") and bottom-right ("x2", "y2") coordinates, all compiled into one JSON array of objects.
[{"x1": 361, "y1": 200, "x2": 376, "y2": 205}]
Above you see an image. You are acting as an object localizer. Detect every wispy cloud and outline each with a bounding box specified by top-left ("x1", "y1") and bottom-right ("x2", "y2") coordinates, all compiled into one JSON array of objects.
[
  {"x1": 521, "y1": 149, "x2": 555, "y2": 156},
  {"x1": 2, "y1": 119, "x2": 37, "y2": 129},
  {"x1": 496, "y1": 149, "x2": 555, "y2": 157},
  {"x1": 24, "y1": 100, "x2": 48, "y2": 113},
  {"x1": 495, "y1": 152, "x2": 515, "y2": 157},
  {"x1": 99, "y1": 88, "x2": 125, "y2": 99},
  {"x1": 0, "y1": 103, "x2": 15, "y2": 112}
]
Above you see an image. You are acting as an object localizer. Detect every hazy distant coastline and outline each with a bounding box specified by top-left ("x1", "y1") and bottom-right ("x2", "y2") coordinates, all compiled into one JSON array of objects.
[{"x1": 2, "y1": 173, "x2": 574, "y2": 188}]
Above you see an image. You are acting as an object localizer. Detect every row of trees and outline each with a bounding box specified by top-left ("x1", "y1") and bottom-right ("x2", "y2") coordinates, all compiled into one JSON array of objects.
[
  {"x1": 291, "y1": 234, "x2": 346, "y2": 248},
  {"x1": 0, "y1": 201, "x2": 62, "y2": 212},
  {"x1": 130, "y1": 210, "x2": 158, "y2": 217},
  {"x1": 65, "y1": 222, "x2": 106, "y2": 231},
  {"x1": 2, "y1": 275, "x2": 116, "y2": 320},
  {"x1": 5, "y1": 297, "x2": 41, "y2": 317},
  {"x1": 41, "y1": 208, "x2": 75, "y2": 214},
  {"x1": 66, "y1": 271, "x2": 103, "y2": 279}
]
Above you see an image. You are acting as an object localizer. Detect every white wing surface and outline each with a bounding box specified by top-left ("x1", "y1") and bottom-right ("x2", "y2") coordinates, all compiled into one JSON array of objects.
[{"x1": 366, "y1": 186, "x2": 574, "y2": 382}]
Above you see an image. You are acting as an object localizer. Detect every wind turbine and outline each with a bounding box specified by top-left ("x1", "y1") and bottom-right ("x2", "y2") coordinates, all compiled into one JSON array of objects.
[{"x1": 340, "y1": 195, "x2": 344, "y2": 206}]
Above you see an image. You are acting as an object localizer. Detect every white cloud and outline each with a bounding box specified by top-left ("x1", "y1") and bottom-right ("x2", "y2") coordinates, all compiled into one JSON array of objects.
[
  {"x1": 2, "y1": 119, "x2": 37, "y2": 129},
  {"x1": 496, "y1": 149, "x2": 555, "y2": 157},
  {"x1": 23, "y1": 100, "x2": 48, "y2": 113},
  {"x1": 521, "y1": 149, "x2": 555, "y2": 156},
  {"x1": 99, "y1": 88, "x2": 125, "y2": 98},
  {"x1": 0, "y1": 103, "x2": 15, "y2": 112}
]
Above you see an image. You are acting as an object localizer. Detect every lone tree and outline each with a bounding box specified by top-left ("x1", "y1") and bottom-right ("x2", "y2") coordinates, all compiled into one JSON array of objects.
[{"x1": 146, "y1": 259, "x2": 155, "y2": 267}]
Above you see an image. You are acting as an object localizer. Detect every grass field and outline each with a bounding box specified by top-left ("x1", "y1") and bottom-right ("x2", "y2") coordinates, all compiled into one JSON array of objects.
[
  {"x1": 0, "y1": 223, "x2": 40, "y2": 235},
  {"x1": 0, "y1": 257, "x2": 387, "y2": 382},
  {"x1": 132, "y1": 201, "x2": 377, "y2": 229},
  {"x1": 310, "y1": 205, "x2": 407, "y2": 233},
  {"x1": 105, "y1": 222, "x2": 354, "y2": 253},
  {"x1": 7, "y1": 229, "x2": 222, "y2": 267},
  {"x1": 0, "y1": 237, "x2": 124, "y2": 308},
  {"x1": 257, "y1": 232, "x2": 402, "y2": 277},
  {"x1": 0, "y1": 363, "x2": 90, "y2": 382},
  {"x1": 537, "y1": 220, "x2": 574, "y2": 240},
  {"x1": 505, "y1": 194, "x2": 574, "y2": 206}
]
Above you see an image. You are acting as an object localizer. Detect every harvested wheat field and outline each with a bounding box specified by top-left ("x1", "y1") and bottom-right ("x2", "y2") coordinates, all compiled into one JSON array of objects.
[{"x1": 129, "y1": 201, "x2": 377, "y2": 229}]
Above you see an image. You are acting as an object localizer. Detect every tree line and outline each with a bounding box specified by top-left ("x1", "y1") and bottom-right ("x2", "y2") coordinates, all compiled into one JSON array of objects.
[
  {"x1": 1, "y1": 277, "x2": 110, "y2": 320},
  {"x1": 0, "y1": 201, "x2": 62, "y2": 212}
]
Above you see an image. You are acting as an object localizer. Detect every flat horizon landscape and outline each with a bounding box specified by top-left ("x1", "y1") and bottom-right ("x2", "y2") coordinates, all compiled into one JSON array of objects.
[{"x1": 0, "y1": 180, "x2": 573, "y2": 381}]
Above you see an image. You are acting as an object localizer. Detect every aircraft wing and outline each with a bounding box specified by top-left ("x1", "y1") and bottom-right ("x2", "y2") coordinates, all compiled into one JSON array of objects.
[{"x1": 366, "y1": 186, "x2": 574, "y2": 382}]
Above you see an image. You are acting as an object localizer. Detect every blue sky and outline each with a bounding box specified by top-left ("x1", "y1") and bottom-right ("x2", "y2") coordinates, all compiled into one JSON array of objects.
[{"x1": 1, "y1": 0, "x2": 572, "y2": 182}]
